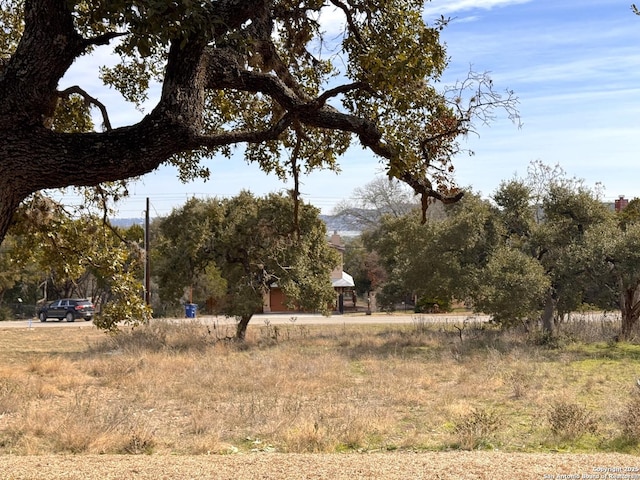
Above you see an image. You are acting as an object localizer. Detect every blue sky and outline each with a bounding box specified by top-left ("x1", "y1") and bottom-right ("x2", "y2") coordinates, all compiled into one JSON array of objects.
[
  {"x1": 61, "y1": 1, "x2": 640, "y2": 217},
  {"x1": 429, "y1": 0, "x2": 640, "y2": 203}
]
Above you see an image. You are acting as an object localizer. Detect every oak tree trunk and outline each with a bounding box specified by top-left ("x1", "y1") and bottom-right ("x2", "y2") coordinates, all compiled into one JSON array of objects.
[
  {"x1": 620, "y1": 286, "x2": 640, "y2": 340},
  {"x1": 236, "y1": 314, "x2": 253, "y2": 341},
  {"x1": 541, "y1": 288, "x2": 556, "y2": 335}
]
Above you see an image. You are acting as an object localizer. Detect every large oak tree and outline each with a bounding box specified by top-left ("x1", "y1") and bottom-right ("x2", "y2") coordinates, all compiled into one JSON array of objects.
[
  {"x1": 0, "y1": 0, "x2": 518, "y2": 245},
  {"x1": 153, "y1": 193, "x2": 339, "y2": 340}
]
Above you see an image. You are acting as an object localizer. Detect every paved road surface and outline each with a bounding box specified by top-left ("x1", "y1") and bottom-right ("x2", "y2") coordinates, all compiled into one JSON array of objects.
[
  {"x1": 0, "y1": 311, "x2": 621, "y2": 330},
  {"x1": 0, "y1": 312, "x2": 489, "y2": 329}
]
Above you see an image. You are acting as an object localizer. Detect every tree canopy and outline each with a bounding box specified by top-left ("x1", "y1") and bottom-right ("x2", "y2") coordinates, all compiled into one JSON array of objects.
[
  {"x1": 359, "y1": 161, "x2": 637, "y2": 336},
  {"x1": 0, "y1": 0, "x2": 518, "y2": 246},
  {"x1": 4, "y1": 193, "x2": 149, "y2": 328},
  {"x1": 153, "y1": 192, "x2": 338, "y2": 339}
]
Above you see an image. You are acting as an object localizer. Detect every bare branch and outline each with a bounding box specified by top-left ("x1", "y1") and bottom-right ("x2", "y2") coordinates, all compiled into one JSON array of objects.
[
  {"x1": 329, "y1": 0, "x2": 364, "y2": 44},
  {"x1": 443, "y1": 70, "x2": 522, "y2": 136}
]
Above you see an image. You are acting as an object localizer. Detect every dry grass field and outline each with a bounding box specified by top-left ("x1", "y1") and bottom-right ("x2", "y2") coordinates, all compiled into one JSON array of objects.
[{"x1": 1, "y1": 315, "x2": 640, "y2": 477}]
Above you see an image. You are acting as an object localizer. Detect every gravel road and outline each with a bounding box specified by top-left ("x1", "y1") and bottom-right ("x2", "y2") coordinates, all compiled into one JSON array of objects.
[{"x1": 0, "y1": 452, "x2": 638, "y2": 479}]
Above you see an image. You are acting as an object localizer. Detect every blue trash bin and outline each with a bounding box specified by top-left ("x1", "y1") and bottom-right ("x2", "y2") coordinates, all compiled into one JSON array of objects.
[{"x1": 185, "y1": 303, "x2": 197, "y2": 318}]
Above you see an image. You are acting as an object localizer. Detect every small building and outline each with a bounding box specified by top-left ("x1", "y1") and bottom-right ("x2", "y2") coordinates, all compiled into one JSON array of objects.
[
  {"x1": 262, "y1": 231, "x2": 355, "y2": 313},
  {"x1": 615, "y1": 195, "x2": 629, "y2": 212},
  {"x1": 328, "y1": 231, "x2": 355, "y2": 313}
]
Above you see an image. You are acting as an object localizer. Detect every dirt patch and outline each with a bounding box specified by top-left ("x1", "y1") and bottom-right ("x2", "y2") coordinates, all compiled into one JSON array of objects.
[{"x1": 0, "y1": 452, "x2": 638, "y2": 479}]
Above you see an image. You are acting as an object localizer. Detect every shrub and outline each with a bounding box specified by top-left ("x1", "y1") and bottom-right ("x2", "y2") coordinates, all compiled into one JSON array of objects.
[
  {"x1": 547, "y1": 400, "x2": 598, "y2": 440},
  {"x1": 0, "y1": 306, "x2": 13, "y2": 321},
  {"x1": 618, "y1": 392, "x2": 640, "y2": 442},
  {"x1": 452, "y1": 408, "x2": 501, "y2": 450},
  {"x1": 414, "y1": 296, "x2": 451, "y2": 314}
]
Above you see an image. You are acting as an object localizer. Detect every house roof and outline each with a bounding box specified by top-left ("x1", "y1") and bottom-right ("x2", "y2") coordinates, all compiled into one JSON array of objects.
[{"x1": 332, "y1": 271, "x2": 355, "y2": 288}]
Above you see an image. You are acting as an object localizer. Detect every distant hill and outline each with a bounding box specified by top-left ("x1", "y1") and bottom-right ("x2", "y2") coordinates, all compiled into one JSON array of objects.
[
  {"x1": 111, "y1": 215, "x2": 361, "y2": 236},
  {"x1": 110, "y1": 218, "x2": 144, "y2": 227},
  {"x1": 320, "y1": 214, "x2": 361, "y2": 234}
]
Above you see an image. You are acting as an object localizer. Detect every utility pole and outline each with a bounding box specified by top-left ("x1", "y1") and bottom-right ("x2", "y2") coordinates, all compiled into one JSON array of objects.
[{"x1": 144, "y1": 197, "x2": 151, "y2": 306}]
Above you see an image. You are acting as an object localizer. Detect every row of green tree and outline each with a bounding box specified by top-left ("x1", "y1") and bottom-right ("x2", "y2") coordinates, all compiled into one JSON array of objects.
[
  {"x1": 343, "y1": 162, "x2": 640, "y2": 339},
  {"x1": 0, "y1": 191, "x2": 338, "y2": 339},
  {"x1": 4, "y1": 160, "x2": 640, "y2": 341}
]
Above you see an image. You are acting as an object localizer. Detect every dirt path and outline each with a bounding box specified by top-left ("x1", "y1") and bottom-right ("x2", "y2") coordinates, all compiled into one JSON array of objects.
[{"x1": 0, "y1": 452, "x2": 638, "y2": 479}]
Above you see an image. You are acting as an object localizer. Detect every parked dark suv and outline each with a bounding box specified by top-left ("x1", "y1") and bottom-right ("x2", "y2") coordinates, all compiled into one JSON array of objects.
[{"x1": 38, "y1": 298, "x2": 95, "y2": 322}]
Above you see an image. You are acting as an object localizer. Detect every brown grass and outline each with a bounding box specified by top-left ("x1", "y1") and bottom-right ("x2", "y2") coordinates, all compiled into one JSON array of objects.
[{"x1": 1, "y1": 317, "x2": 640, "y2": 455}]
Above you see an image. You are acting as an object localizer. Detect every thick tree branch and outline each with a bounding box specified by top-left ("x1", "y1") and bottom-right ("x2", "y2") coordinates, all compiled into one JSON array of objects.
[
  {"x1": 0, "y1": 0, "x2": 520, "y2": 249},
  {"x1": 194, "y1": 113, "x2": 294, "y2": 148},
  {"x1": 1, "y1": 0, "x2": 84, "y2": 124},
  {"x1": 58, "y1": 86, "x2": 113, "y2": 131},
  {"x1": 313, "y1": 82, "x2": 368, "y2": 108},
  {"x1": 82, "y1": 31, "x2": 127, "y2": 48},
  {"x1": 203, "y1": 49, "x2": 392, "y2": 156}
]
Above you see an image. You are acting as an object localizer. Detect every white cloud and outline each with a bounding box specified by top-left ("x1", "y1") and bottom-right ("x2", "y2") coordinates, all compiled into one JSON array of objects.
[
  {"x1": 315, "y1": 5, "x2": 346, "y2": 36},
  {"x1": 424, "y1": 0, "x2": 533, "y2": 17}
]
